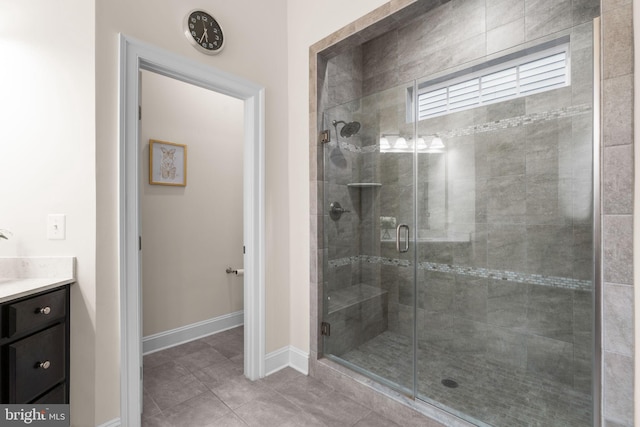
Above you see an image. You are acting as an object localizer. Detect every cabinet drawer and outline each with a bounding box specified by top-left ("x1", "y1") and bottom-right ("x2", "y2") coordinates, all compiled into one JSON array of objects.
[
  {"x1": 10, "y1": 323, "x2": 65, "y2": 403},
  {"x1": 5, "y1": 288, "x2": 66, "y2": 338},
  {"x1": 32, "y1": 383, "x2": 66, "y2": 404}
]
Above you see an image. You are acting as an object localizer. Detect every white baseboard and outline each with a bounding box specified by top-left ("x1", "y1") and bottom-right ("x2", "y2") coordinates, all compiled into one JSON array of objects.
[
  {"x1": 289, "y1": 346, "x2": 309, "y2": 375},
  {"x1": 265, "y1": 345, "x2": 309, "y2": 376},
  {"x1": 96, "y1": 419, "x2": 120, "y2": 427},
  {"x1": 142, "y1": 310, "x2": 244, "y2": 355}
]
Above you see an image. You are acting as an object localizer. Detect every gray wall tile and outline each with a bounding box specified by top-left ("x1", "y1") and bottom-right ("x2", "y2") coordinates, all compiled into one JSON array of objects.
[
  {"x1": 602, "y1": 3, "x2": 633, "y2": 79},
  {"x1": 524, "y1": 0, "x2": 573, "y2": 41},
  {"x1": 573, "y1": 290, "x2": 593, "y2": 334},
  {"x1": 453, "y1": 275, "x2": 488, "y2": 323},
  {"x1": 573, "y1": 225, "x2": 594, "y2": 281},
  {"x1": 487, "y1": 280, "x2": 528, "y2": 329},
  {"x1": 526, "y1": 334, "x2": 574, "y2": 385},
  {"x1": 604, "y1": 352, "x2": 634, "y2": 424},
  {"x1": 571, "y1": 47, "x2": 595, "y2": 105},
  {"x1": 486, "y1": 176, "x2": 526, "y2": 224},
  {"x1": 487, "y1": 18, "x2": 525, "y2": 54},
  {"x1": 572, "y1": 0, "x2": 601, "y2": 25},
  {"x1": 603, "y1": 215, "x2": 633, "y2": 284},
  {"x1": 526, "y1": 225, "x2": 574, "y2": 277},
  {"x1": 486, "y1": 0, "x2": 524, "y2": 30},
  {"x1": 486, "y1": 327, "x2": 527, "y2": 369},
  {"x1": 421, "y1": 271, "x2": 455, "y2": 313},
  {"x1": 601, "y1": 0, "x2": 631, "y2": 11},
  {"x1": 604, "y1": 420, "x2": 631, "y2": 427},
  {"x1": 603, "y1": 282, "x2": 634, "y2": 356},
  {"x1": 603, "y1": 144, "x2": 633, "y2": 214},
  {"x1": 487, "y1": 224, "x2": 527, "y2": 271},
  {"x1": 603, "y1": 75, "x2": 633, "y2": 147},
  {"x1": 526, "y1": 284, "x2": 574, "y2": 342}
]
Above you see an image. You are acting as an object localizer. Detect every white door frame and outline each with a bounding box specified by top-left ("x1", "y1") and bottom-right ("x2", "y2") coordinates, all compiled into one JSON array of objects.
[{"x1": 118, "y1": 34, "x2": 266, "y2": 427}]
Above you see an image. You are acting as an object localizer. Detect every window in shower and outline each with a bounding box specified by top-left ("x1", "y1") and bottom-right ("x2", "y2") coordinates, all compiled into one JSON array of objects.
[{"x1": 410, "y1": 39, "x2": 570, "y2": 121}]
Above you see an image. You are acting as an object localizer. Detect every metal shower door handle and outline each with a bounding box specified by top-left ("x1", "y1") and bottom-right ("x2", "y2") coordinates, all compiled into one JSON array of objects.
[{"x1": 396, "y1": 224, "x2": 409, "y2": 253}]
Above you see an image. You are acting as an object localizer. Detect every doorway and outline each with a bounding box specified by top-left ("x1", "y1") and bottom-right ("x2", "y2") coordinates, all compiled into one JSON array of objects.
[
  {"x1": 139, "y1": 70, "x2": 245, "y2": 354},
  {"x1": 119, "y1": 35, "x2": 266, "y2": 427}
]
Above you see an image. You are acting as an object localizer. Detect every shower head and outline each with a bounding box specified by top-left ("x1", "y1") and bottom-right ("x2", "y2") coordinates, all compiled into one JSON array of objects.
[{"x1": 332, "y1": 120, "x2": 361, "y2": 138}]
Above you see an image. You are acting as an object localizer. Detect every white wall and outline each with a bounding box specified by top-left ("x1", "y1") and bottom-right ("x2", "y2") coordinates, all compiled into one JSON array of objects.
[
  {"x1": 96, "y1": 0, "x2": 289, "y2": 423},
  {"x1": 0, "y1": 1, "x2": 96, "y2": 425},
  {"x1": 140, "y1": 70, "x2": 244, "y2": 336},
  {"x1": 286, "y1": 0, "x2": 388, "y2": 354}
]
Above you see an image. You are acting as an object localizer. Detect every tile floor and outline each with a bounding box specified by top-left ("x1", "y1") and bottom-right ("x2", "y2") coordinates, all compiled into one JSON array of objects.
[
  {"x1": 142, "y1": 326, "x2": 404, "y2": 426},
  {"x1": 340, "y1": 331, "x2": 592, "y2": 427}
]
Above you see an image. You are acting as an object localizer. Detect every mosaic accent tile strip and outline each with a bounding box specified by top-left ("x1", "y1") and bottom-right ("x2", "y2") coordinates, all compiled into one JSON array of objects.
[
  {"x1": 328, "y1": 255, "x2": 396, "y2": 269},
  {"x1": 328, "y1": 255, "x2": 411, "y2": 268},
  {"x1": 419, "y1": 261, "x2": 592, "y2": 291},
  {"x1": 329, "y1": 104, "x2": 591, "y2": 153},
  {"x1": 439, "y1": 103, "x2": 592, "y2": 139},
  {"x1": 325, "y1": 140, "x2": 379, "y2": 154},
  {"x1": 328, "y1": 255, "x2": 592, "y2": 291}
]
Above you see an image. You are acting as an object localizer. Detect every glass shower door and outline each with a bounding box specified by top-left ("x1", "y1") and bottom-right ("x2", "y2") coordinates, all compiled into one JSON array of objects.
[
  {"x1": 322, "y1": 83, "x2": 417, "y2": 395},
  {"x1": 413, "y1": 34, "x2": 595, "y2": 427},
  {"x1": 321, "y1": 26, "x2": 595, "y2": 425}
]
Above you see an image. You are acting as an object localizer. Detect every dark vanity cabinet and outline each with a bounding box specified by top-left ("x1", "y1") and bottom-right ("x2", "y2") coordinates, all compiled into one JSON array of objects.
[{"x1": 0, "y1": 284, "x2": 70, "y2": 403}]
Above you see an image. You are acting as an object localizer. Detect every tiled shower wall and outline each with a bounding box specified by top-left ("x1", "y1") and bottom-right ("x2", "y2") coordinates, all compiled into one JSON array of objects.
[
  {"x1": 601, "y1": 0, "x2": 635, "y2": 425},
  {"x1": 310, "y1": 0, "x2": 635, "y2": 425}
]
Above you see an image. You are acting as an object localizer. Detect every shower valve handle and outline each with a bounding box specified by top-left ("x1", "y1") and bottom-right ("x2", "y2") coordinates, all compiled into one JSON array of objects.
[{"x1": 329, "y1": 202, "x2": 350, "y2": 220}]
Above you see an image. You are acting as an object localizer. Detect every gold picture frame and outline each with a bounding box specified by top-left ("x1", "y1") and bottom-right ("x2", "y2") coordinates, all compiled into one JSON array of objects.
[{"x1": 149, "y1": 139, "x2": 187, "y2": 186}]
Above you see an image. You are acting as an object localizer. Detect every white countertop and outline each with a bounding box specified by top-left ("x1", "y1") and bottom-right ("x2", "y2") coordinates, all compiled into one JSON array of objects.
[
  {"x1": 0, "y1": 277, "x2": 75, "y2": 303},
  {"x1": 0, "y1": 257, "x2": 76, "y2": 302}
]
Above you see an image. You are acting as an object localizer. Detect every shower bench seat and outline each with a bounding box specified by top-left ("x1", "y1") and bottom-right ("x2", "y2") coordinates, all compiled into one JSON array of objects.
[
  {"x1": 327, "y1": 283, "x2": 388, "y2": 314},
  {"x1": 325, "y1": 284, "x2": 388, "y2": 355}
]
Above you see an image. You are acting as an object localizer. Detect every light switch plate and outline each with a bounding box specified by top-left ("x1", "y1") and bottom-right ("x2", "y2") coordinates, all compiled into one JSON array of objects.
[{"x1": 47, "y1": 214, "x2": 66, "y2": 240}]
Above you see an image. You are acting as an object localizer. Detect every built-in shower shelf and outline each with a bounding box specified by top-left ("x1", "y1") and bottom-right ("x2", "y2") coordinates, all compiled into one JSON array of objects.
[
  {"x1": 347, "y1": 183, "x2": 382, "y2": 188},
  {"x1": 327, "y1": 283, "x2": 388, "y2": 315}
]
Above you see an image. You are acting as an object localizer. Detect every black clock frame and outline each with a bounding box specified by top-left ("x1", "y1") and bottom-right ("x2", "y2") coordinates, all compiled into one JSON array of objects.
[{"x1": 184, "y1": 10, "x2": 225, "y2": 55}]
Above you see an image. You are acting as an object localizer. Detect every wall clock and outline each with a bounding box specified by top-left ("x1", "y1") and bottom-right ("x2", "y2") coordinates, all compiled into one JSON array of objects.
[{"x1": 184, "y1": 10, "x2": 225, "y2": 55}]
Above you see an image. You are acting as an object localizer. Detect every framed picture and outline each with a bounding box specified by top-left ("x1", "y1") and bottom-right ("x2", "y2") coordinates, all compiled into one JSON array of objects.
[{"x1": 149, "y1": 139, "x2": 187, "y2": 186}]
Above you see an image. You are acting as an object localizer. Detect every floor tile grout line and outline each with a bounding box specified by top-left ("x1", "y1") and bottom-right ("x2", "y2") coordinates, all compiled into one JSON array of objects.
[
  {"x1": 143, "y1": 334, "x2": 244, "y2": 425},
  {"x1": 143, "y1": 326, "x2": 405, "y2": 426}
]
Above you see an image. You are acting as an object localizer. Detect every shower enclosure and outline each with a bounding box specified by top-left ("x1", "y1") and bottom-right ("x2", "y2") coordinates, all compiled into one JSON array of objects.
[{"x1": 319, "y1": 3, "x2": 598, "y2": 426}]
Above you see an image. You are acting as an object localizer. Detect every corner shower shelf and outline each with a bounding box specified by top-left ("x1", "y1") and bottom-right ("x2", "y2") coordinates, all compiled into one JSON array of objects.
[{"x1": 347, "y1": 183, "x2": 382, "y2": 188}]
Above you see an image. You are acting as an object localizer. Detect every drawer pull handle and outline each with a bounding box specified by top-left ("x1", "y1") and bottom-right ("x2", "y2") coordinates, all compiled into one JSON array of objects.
[
  {"x1": 38, "y1": 361, "x2": 51, "y2": 370},
  {"x1": 39, "y1": 306, "x2": 51, "y2": 315}
]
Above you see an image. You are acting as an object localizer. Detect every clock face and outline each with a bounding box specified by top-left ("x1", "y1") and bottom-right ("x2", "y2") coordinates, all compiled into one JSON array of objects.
[{"x1": 184, "y1": 10, "x2": 224, "y2": 54}]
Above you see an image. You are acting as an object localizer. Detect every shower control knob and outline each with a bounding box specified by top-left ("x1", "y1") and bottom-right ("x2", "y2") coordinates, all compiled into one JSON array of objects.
[{"x1": 329, "y1": 202, "x2": 351, "y2": 221}]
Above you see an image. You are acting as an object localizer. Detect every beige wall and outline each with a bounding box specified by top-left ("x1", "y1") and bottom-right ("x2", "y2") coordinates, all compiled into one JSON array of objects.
[
  {"x1": 0, "y1": 1, "x2": 96, "y2": 425},
  {"x1": 95, "y1": 0, "x2": 289, "y2": 423},
  {"x1": 140, "y1": 70, "x2": 244, "y2": 336},
  {"x1": 286, "y1": 0, "x2": 389, "y2": 356}
]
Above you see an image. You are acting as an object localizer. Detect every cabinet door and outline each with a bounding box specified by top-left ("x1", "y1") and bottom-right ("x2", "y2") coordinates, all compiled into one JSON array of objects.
[{"x1": 9, "y1": 323, "x2": 65, "y2": 403}]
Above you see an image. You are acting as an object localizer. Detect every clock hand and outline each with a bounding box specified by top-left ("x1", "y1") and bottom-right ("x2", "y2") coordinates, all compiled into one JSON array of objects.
[{"x1": 198, "y1": 26, "x2": 210, "y2": 43}]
